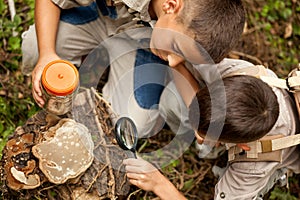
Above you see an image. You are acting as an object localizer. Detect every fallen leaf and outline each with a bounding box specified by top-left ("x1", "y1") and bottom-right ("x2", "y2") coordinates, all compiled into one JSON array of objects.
[
  {"x1": 0, "y1": 90, "x2": 6, "y2": 96},
  {"x1": 284, "y1": 23, "x2": 293, "y2": 38}
]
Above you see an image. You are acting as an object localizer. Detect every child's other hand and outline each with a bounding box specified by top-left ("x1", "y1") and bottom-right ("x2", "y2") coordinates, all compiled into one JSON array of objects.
[
  {"x1": 195, "y1": 132, "x2": 221, "y2": 147},
  {"x1": 195, "y1": 132, "x2": 204, "y2": 144},
  {"x1": 32, "y1": 54, "x2": 60, "y2": 107},
  {"x1": 123, "y1": 158, "x2": 167, "y2": 192}
]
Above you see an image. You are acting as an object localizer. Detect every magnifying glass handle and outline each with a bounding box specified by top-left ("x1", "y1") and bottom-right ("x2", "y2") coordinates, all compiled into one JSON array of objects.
[{"x1": 132, "y1": 150, "x2": 137, "y2": 159}]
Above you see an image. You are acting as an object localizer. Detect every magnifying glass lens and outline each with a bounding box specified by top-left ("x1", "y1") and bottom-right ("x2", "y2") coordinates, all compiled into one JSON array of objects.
[
  {"x1": 115, "y1": 117, "x2": 138, "y2": 155},
  {"x1": 119, "y1": 120, "x2": 135, "y2": 149}
]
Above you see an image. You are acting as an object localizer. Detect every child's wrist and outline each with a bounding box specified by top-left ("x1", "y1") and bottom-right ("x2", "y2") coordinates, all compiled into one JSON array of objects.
[
  {"x1": 153, "y1": 175, "x2": 186, "y2": 200},
  {"x1": 152, "y1": 175, "x2": 169, "y2": 196}
]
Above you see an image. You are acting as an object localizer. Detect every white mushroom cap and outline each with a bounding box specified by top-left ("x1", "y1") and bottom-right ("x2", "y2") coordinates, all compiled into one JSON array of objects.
[
  {"x1": 32, "y1": 119, "x2": 94, "y2": 184},
  {"x1": 10, "y1": 167, "x2": 40, "y2": 189}
]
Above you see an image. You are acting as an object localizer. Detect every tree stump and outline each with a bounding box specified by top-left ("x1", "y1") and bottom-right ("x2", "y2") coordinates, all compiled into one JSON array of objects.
[{"x1": 0, "y1": 88, "x2": 132, "y2": 200}]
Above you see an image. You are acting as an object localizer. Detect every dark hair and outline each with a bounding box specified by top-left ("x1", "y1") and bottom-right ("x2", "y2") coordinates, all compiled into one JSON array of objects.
[
  {"x1": 177, "y1": 0, "x2": 245, "y2": 63},
  {"x1": 189, "y1": 75, "x2": 280, "y2": 143}
]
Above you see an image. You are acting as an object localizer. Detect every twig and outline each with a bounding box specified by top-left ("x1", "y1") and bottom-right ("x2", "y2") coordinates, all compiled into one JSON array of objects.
[
  {"x1": 127, "y1": 188, "x2": 142, "y2": 200},
  {"x1": 243, "y1": 24, "x2": 268, "y2": 35},
  {"x1": 119, "y1": 171, "x2": 128, "y2": 192},
  {"x1": 91, "y1": 88, "x2": 116, "y2": 198},
  {"x1": 7, "y1": 0, "x2": 16, "y2": 21},
  {"x1": 229, "y1": 50, "x2": 263, "y2": 65},
  {"x1": 85, "y1": 164, "x2": 109, "y2": 192},
  {"x1": 183, "y1": 162, "x2": 212, "y2": 195},
  {"x1": 7, "y1": 0, "x2": 17, "y2": 36},
  {"x1": 173, "y1": 168, "x2": 185, "y2": 189}
]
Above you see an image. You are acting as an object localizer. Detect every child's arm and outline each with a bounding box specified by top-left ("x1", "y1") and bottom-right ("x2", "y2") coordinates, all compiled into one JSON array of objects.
[
  {"x1": 32, "y1": 0, "x2": 61, "y2": 107},
  {"x1": 170, "y1": 63, "x2": 199, "y2": 107},
  {"x1": 123, "y1": 158, "x2": 187, "y2": 200}
]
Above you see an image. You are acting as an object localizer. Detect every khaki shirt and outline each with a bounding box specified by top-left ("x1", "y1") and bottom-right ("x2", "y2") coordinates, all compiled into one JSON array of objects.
[
  {"x1": 52, "y1": 0, "x2": 94, "y2": 9},
  {"x1": 52, "y1": 0, "x2": 152, "y2": 22},
  {"x1": 213, "y1": 59, "x2": 300, "y2": 200},
  {"x1": 51, "y1": 0, "x2": 152, "y2": 35}
]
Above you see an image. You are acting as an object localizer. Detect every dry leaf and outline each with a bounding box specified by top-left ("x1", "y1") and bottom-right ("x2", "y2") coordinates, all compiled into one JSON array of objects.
[
  {"x1": 0, "y1": 90, "x2": 6, "y2": 96},
  {"x1": 284, "y1": 23, "x2": 293, "y2": 38}
]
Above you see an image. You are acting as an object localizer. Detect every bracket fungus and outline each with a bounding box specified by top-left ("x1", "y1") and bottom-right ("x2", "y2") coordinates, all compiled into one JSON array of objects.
[
  {"x1": 32, "y1": 119, "x2": 94, "y2": 184},
  {"x1": 10, "y1": 166, "x2": 40, "y2": 189},
  {"x1": 2, "y1": 128, "x2": 44, "y2": 190}
]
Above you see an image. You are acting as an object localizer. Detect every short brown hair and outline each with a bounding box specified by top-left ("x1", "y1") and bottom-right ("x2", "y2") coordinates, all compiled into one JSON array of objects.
[
  {"x1": 189, "y1": 75, "x2": 279, "y2": 143},
  {"x1": 177, "y1": 0, "x2": 245, "y2": 63}
]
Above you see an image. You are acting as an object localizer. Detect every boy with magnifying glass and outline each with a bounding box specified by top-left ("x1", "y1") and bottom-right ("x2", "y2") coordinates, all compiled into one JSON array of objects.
[{"x1": 123, "y1": 58, "x2": 300, "y2": 199}]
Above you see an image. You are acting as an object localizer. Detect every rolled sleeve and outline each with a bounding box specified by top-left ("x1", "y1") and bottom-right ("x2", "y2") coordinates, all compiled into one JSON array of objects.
[
  {"x1": 52, "y1": 0, "x2": 94, "y2": 9},
  {"x1": 121, "y1": 0, "x2": 152, "y2": 21}
]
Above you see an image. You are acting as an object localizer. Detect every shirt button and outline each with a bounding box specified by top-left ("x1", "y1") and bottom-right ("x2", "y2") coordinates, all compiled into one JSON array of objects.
[{"x1": 220, "y1": 192, "x2": 226, "y2": 199}]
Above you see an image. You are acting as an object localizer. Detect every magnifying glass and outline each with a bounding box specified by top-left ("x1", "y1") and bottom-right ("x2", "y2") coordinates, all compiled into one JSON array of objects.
[{"x1": 115, "y1": 117, "x2": 138, "y2": 158}]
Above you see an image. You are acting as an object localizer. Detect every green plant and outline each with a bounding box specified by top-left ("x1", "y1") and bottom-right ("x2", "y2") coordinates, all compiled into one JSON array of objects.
[
  {"x1": 0, "y1": 0, "x2": 37, "y2": 158},
  {"x1": 1, "y1": 0, "x2": 34, "y2": 66},
  {"x1": 243, "y1": 0, "x2": 300, "y2": 77},
  {"x1": 0, "y1": 74, "x2": 39, "y2": 158},
  {"x1": 269, "y1": 186, "x2": 298, "y2": 200}
]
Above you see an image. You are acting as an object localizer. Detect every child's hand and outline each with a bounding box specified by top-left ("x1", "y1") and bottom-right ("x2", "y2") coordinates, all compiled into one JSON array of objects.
[
  {"x1": 195, "y1": 132, "x2": 221, "y2": 147},
  {"x1": 123, "y1": 158, "x2": 187, "y2": 200},
  {"x1": 195, "y1": 132, "x2": 205, "y2": 144},
  {"x1": 123, "y1": 158, "x2": 165, "y2": 192},
  {"x1": 32, "y1": 54, "x2": 61, "y2": 107}
]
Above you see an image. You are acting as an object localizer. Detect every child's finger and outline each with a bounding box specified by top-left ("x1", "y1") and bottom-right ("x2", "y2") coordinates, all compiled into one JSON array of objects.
[
  {"x1": 126, "y1": 172, "x2": 147, "y2": 180},
  {"x1": 195, "y1": 133, "x2": 204, "y2": 144},
  {"x1": 123, "y1": 158, "x2": 158, "y2": 173}
]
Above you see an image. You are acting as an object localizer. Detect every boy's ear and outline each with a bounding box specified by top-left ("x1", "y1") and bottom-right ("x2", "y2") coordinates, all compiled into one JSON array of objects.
[
  {"x1": 162, "y1": 0, "x2": 183, "y2": 14},
  {"x1": 237, "y1": 143, "x2": 251, "y2": 151}
]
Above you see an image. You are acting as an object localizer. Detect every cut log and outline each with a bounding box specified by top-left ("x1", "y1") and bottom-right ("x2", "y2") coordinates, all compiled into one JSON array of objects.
[{"x1": 0, "y1": 88, "x2": 132, "y2": 199}]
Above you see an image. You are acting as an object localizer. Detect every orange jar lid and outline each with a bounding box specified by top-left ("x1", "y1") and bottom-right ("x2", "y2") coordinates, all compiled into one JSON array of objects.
[{"x1": 42, "y1": 60, "x2": 79, "y2": 96}]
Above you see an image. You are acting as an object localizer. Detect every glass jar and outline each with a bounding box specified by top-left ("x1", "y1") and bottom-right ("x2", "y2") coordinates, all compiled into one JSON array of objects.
[{"x1": 41, "y1": 60, "x2": 79, "y2": 115}]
